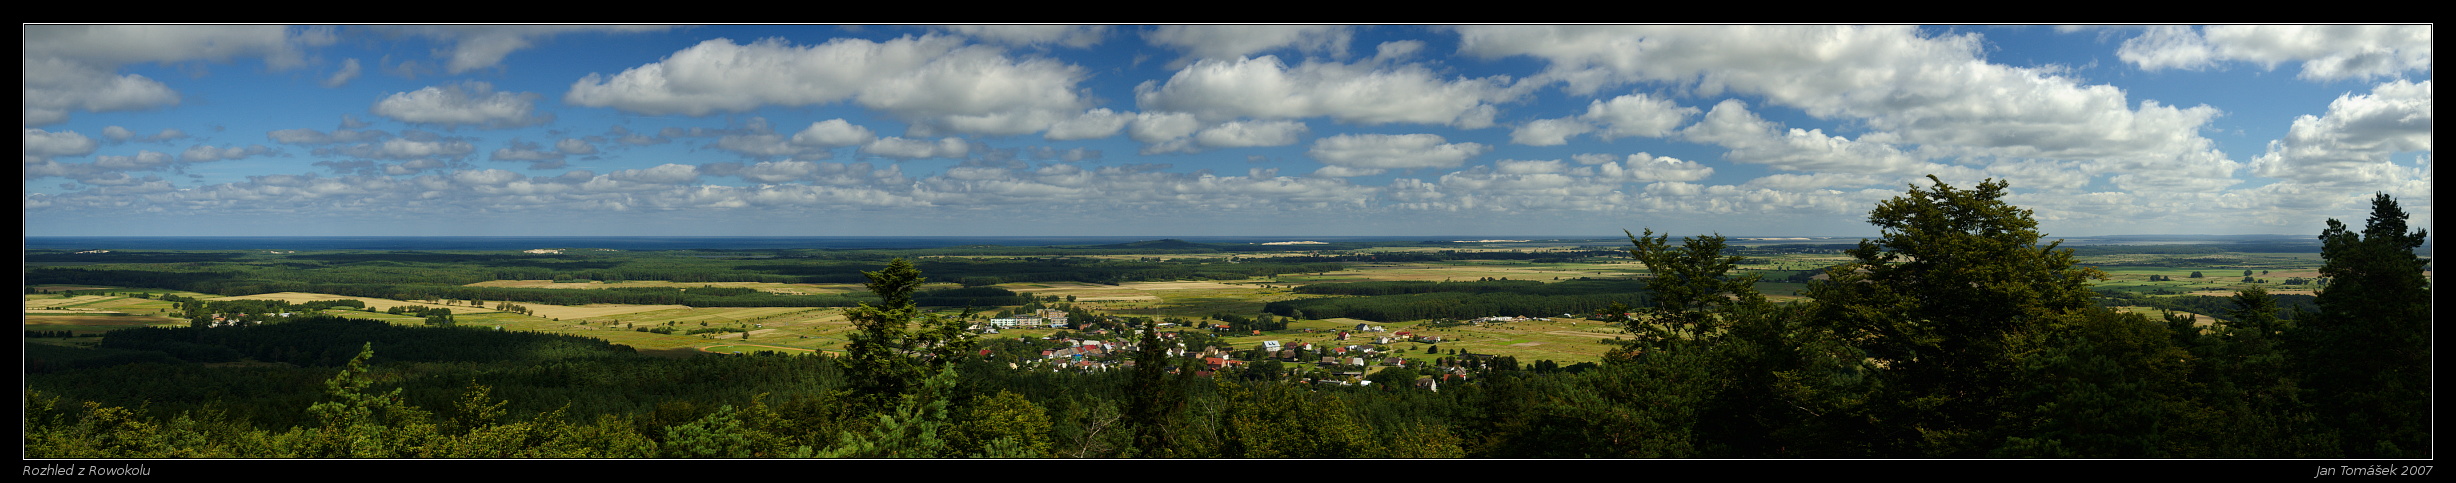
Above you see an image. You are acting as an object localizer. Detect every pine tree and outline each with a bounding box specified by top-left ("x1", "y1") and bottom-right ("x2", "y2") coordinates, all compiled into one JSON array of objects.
[
  {"x1": 2178, "y1": 286, "x2": 2334, "y2": 457},
  {"x1": 2295, "y1": 193, "x2": 2431, "y2": 457},
  {"x1": 840, "y1": 259, "x2": 976, "y2": 408},
  {"x1": 1124, "y1": 318, "x2": 1189, "y2": 457},
  {"x1": 842, "y1": 259, "x2": 927, "y2": 403},
  {"x1": 301, "y1": 343, "x2": 437, "y2": 457}
]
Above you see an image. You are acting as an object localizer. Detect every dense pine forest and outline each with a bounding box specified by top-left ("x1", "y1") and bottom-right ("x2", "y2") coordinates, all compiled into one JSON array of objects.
[{"x1": 22, "y1": 179, "x2": 2431, "y2": 459}]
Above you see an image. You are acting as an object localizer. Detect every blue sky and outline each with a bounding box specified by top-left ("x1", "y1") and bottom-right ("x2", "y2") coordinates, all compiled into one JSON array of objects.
[{"x1": 22, "y1": 25, "x2": 2433, "y2": 238}]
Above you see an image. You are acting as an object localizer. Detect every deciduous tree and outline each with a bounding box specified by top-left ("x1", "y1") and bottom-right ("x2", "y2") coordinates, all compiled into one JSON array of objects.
[
  {"x1": 1802, "y1": 175, "x2": 2104, "y2": 457},
  {"x1": 1617, "y1": 229, "x2": 1765, "y2": 358}
]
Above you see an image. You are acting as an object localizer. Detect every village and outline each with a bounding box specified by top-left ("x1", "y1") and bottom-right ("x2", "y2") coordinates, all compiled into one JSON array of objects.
[{"x1": 987, "y1": 309, "x2": 1515, "y2": 391}]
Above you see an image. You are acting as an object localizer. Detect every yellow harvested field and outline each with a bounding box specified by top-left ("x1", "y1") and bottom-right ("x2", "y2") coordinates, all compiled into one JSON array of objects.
[
  {"x1": 77, "y1": 298, "x2": 163, "y2": 310},
  {"x1": 24, "y1": 295, "x2": 118, "y2": 309},
  {"x1": 1117, "y1": 281, "x2": 1251, "y2": 290},
  {"x1": 527, "y1": 304, "x2": 690, "y2": 320}
]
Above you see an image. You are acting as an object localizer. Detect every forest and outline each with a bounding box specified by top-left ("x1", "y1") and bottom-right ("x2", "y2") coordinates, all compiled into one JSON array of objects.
[{"x1": 21, "y1": 178, "x2": 2432, "y2": 459}]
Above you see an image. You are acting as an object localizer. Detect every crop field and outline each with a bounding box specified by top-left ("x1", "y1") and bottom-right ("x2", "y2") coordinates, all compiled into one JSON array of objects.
[
  {"x1": 25, "y1": 242, "x2": 2409, "y2": 367},
  {"x1": 449, "y1": 304, "x2": 863, "y2": 354},
  {"x1": 1005, "y1": 280, "x2": 1258, "y2": 301},
  {"x1": 25, "y1": 293, "x2": 186, "y2": 317},
  {"x1": 465, "y1": 279, "x2": 865, "y2": 295},
  {"x1": 23, "y1": 295, "x2": 126, "y2": 310},
  {"x1": 523, "y1": 303, "x2": 680, "y2": 320},
  {"x1": 207, "y1": 292, "x2": 507, "y2": 314},
  {"x1": 2078, "y1": 253, "x2": 2335, "y2": 298},
  {"x1": 696, "y1": 343, "x2": 823, "y2": 355},
  {"x1": 1194, "y1": 315, "x2": 1630, "y2": 368},
  {"x1": 1273, "y1": 261, "x2": 1648, "y2": 284},
  {"x1": 24, "y1": 314, "x2": 187, "y2": 335}
]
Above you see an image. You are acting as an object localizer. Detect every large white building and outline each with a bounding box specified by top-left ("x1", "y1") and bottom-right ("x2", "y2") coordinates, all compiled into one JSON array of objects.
[{"x1": 990, "y1": 308, "x2": 1070, "y2": 328}]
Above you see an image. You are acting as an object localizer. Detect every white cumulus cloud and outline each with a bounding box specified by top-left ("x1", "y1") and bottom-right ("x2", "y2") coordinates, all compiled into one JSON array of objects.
[
  {"x1": 566, "y1": 35, "x2": 1093, "y2": 136},
  {"x1": 1307, "y1": 133, "x2": 1490, "y2": 172},
  {"x1": 372, "y1": 25, "x2": 673, "y2": 74},
  {"x1": 861, "y1": 136, "x2": 971, "y2": 159},
  {"x1": 372, "y1": 82, "x2": 551, "y2": 129},
  {"x1": 791, "y1": 119, "x2": 879, "y2": 147},
  {"x1": 1194, "y1": 120, "x2": 1309, "y2": 148},
  {"x1": 21, "y1": 25, "x2": 334, "y2": 126},
  {"x1": 2251, "y1": 79, "x2": 2432, "y2": 186},
  {"x1": 24, "y1": 129, "x2": 100, "y2": 162},
  {"x1": 1135, "y1": 55, "x2": 1517, "y2": 128},
  {"x1": 1145, "y1": 25, "x2": 1353, "y2": 67},
  {"x1": 2117, "y1": 25, "x2": 2432, "y2": 81}
]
